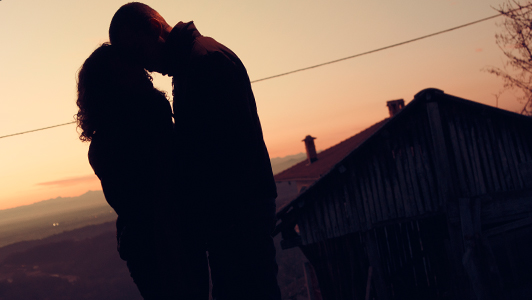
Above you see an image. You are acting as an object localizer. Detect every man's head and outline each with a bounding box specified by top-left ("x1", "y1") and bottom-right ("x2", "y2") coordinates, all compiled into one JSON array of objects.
[{"x1": 109, "y1": 2, "x2": 172, "y2": 72}]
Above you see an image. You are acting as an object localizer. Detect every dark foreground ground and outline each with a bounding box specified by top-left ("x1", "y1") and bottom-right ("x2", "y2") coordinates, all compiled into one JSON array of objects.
[{"x1": 0, "y1": 221, "x2": 308, "y2": 300}]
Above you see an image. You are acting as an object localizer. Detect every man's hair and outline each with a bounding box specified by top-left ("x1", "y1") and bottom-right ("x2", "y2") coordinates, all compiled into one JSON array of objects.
[{"x1": 109, "y1": 2, "x2": 165, "y2": 47}]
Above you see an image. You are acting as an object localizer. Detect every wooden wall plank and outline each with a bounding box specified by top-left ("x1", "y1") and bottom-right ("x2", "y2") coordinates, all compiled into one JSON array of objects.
[
  {"x1": 447, "y1": 118, "x2": 469, "y2": 194},
  {"x1": 419, "y1": 109, "x2": 440, "y2": 210},
  {"x1": 298, "y1": 206, "x2": 310, "y2": 245},
  {"x1": 487, "y1": 119, "x2": 509, "y2": 191},
  {"x1": 378, "y1": 153, "x2": 398, "y2": 220},
  {"x1": 391, "y1": 155, "x2": 406, "y2": 218},
  {"x1": 420, "y1": 139, "x2": 439, "y2": 211},
  {"x1": 348, "y1": 163, "x2": 368, "y2": 231},
  {"x1": 458, "y1": 116, "x2": 482, "y2": 195},
  {"x1": 325, "y1": 191, "x2": 340, "y2": 239},
  {"x1": 337, "y1": 185, "x2": 351, "y2": 236},
  {"x1": 426, "y1": 102, "x2": 453, "y2": 206},
  {"x1": 509, "y1": 124, "x2": 528, "y2": 163},
  {"x1": 489, "y1": 122, "x2": 513, "y2": 190},
  {"x1": 481, "y1": 118, "x2": 504, "y2": 192},
  {"x1": 411, "y1": 124, "x2": 433, "y2": 212},
  {"x1": 472, "y1": 118, "x2": 496, "y2": 193},
  {"x1": 330, "y1": 189, "x2": 343, "y2": 238},
  {"x1": 353, "y1": 173, "x2": 368, "y2": 232},
  {"x1": 324, "y1": 183, "x2": 341, "y2": 238},
  {"x1": 460, "y1": 116, "x2": 486, "y2": 195},
  {"x1": 362, "y1": 166, "x2": 379, "y2": 224},
  {"x1": 358, "y1": 171, "x2": 374, "y2": 229},
  {"x1": 515, "y1": 124, "x2": 532, "y2": 161},
  {"x1": 316, "y1": 193, "x2": 329, "y2": 241},
  {"x1": 395, "y1": 147, "x2": 414, "y2": 217},
  {"x1": 343, "y1": 185, "x2": 359, "y2": 232},
  {"x1": 405, "y1": 141, "x2": 424, "y2": 214},
  {"x1": 367, "y1": 157, "x2": 384, "y2": 222},
  {"x1": 500, "y1": 123, "x2": 523, "y2": 189},
  {"x1": 372, "y1": 154, "x2": 390, "y2": 220},
  {"x1": 454, "y1": 115, "x2": 477, "y2": 196},
  {"x1": 303, "y1": 196, "x2": 316, "y2": 245},
  {"x1": 317, "y1": 187, "x2": 334, "y2": 240},
  {"x1": 307, "y1": 196, "x2": 320, "y2": 244},
  {"x1": 365, "y1": 230, "x2": 390, "y2": 300}
]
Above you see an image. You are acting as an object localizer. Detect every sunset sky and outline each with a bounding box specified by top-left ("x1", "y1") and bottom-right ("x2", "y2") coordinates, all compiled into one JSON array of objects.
[{"x1": 0, "y1": 0, "x2": 524, "y2": 210}]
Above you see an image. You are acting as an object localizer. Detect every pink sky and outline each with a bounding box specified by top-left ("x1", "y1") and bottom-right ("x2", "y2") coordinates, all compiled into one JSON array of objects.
[{"x1": 0, "y1": 0, "x2": 523, "y2": 210}]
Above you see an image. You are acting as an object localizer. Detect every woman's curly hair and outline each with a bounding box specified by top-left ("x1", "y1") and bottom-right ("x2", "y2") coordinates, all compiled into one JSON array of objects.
[{"x1": 75, "y1": 43, "x2": 154, "y2": 142}]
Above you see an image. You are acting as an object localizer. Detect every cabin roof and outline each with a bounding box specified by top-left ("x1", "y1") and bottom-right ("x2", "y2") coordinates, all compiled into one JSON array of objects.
[
  {"x1": 275, "y1": 88, "x2": 532, "y2": 218},
  {"x1": 274, "y1": 119, "x2": 389, "y2": 182}
]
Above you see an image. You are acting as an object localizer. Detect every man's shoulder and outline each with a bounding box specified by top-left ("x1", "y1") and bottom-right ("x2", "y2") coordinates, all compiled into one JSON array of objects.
[{"x1": 190, "y1": 36, "x2": 238, "y2": 64}]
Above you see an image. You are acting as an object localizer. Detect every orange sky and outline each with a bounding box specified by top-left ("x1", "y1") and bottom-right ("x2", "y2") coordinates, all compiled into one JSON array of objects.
[{"x1": 0, "y1": 0, "x2": 524, "y2": 210}]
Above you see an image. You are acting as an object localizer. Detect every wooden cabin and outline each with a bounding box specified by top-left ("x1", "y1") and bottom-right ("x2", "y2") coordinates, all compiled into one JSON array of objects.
[{"x1": 274, "y1": 88, "x2": 532, "y2": 300}]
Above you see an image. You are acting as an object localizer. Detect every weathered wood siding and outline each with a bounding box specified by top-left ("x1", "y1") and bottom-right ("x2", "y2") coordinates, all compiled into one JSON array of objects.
[
  {"x1": 295, "y1": 102, "x2": 442, "y2": 245},
  {"x1": 291, "y1": 94, "x2": 532, "y2": 246},
  {"x1": 438, "y1": 97, "x2": 532, "y2": 197},
  {"x1": 301, "y1": 216, "x2": 452, "y2": 300}
]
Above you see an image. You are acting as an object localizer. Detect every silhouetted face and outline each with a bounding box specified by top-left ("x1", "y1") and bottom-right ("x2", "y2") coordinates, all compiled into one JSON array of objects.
[
  {"x1": 109, "y1": 3, "x2": 170, "y2": 74},
  {"x1": 118, "y1": 28, "x2": 166, "y2": 74},
  {"x1": 112, "y1": 57, "x2": 151, "y2": 92}
]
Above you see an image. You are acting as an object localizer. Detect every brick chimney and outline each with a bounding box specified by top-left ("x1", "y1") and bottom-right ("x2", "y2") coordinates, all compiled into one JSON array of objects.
[
  {"x1": 386, "y1": 99, "x2": 405, "y2": 117},
  {"x1": 303, "y1": 135, "x2": 318, "y2": 164}
]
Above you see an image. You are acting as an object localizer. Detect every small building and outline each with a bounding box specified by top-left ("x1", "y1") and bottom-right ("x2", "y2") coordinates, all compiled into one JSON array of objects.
[{"x1": 274, "y1": 88, "x2": 532, "y2": 300}]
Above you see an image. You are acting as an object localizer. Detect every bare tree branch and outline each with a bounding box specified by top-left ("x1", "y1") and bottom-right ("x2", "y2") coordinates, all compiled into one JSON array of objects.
[{"x1": 486, "y1": 1, "x2": 532, "y2": 115}]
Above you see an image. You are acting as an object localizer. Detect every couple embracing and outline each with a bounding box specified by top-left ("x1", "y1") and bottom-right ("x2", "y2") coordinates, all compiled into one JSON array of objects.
[{"x1": 75, "y1": 3, "x2": 281, "y2": 300}]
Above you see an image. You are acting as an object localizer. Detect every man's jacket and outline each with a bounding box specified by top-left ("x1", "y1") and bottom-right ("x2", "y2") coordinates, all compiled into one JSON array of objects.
[{"x1": 164, "y1": 21, "x2": 277, "y2": 203}]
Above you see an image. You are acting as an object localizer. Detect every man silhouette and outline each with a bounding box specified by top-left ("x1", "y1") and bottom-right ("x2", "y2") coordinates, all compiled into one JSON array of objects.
[{"x1": 109, "y1": 3, "x2": 281, "y2": 300}]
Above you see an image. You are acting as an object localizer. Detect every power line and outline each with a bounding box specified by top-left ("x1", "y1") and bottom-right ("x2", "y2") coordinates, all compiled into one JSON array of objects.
[
  {"x1": 0, "y1": 12, "x2": 504, "y2": 140},
  {"x1": 0, "y1": 121, "x2": 76, "y2": 139},
  {"x1": 250, "y1": 13, "x2": 501, "y2": 83}
]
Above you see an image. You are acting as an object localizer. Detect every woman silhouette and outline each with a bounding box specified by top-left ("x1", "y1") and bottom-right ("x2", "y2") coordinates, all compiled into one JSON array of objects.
[{"x1": 76, "y1": 43, "x2": 177, "y2": 299}]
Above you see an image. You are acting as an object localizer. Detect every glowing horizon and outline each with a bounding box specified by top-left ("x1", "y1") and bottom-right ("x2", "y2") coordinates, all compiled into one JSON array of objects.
[{"x1": 0, "y1": 0, "x2": 523, "y2": 210}]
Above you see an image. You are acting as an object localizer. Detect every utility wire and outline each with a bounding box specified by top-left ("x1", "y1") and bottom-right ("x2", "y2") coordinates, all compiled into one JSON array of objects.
[
  {"x1": 0, "y1": 121, "x2": 76, "y2": 139},
  {"x1": 0, "y1": 12, "x2": 505, "y2": 140},
  {"x1": 250, "y1": 13, "x2": 501, "y2": 83}
]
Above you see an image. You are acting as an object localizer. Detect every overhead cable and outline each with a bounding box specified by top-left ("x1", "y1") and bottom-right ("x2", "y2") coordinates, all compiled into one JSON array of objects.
[
  {"x1": 0, "y1": 12, "x2": 507, "y2": 140},
  {"x1": 250, "y1": 13, "x2": 502, "y2": 83},
  {"x1": 0, "y1": 121, "x2": 76, "y2": 139}
]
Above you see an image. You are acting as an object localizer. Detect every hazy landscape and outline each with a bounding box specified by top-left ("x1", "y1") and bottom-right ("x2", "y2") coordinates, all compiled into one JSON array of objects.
[
  {"x1": 0, "y1": 190, "x2": 116, "y2": 248},
  {"x1": 0, "y1": 154, "x2": 308, "y2": 300},
  {"x1": 270, "y1": 152, "x2": 306, "y2": 175},
  {"x1": 0, "y1": 153, "x2": 307, "y2": 248},
  {"x1": 0, "y1": 222, "x2": 141, "y2": 300}
]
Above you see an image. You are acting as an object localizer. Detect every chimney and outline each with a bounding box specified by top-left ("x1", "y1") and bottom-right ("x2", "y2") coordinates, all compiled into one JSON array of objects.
[
  {"x1": 386, "y1": 99, "x2": 405, "y2": 117},
  {"x1": 303, "y1": 135, "x2": 318, "y2": 164}
]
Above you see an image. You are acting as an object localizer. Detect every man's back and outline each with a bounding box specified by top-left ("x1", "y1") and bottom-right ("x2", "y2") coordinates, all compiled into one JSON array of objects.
[
  {"x1": 163, "y1": 21, "x2": 282, "y2": 300},
  {"x1": 166, "y1": 21, "x2": 276, "y2": 202}
]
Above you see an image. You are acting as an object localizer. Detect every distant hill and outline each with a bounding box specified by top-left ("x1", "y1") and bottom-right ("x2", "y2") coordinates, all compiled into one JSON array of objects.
[
  {"x1": 0, "y1": 220, "x2": 307, "y2": 300},
  {"x1": 0, "y1": 221, "x2": 116, "y2": 262},
  {"x1": 0, "y1": 153, "x2": 307, "y2": 247},
  {"x1": 0, "y1": 191, "x2": 108, "y2": 225},
  {"x1": 0, "y1": 151, "x2": 312, "y2": 299},
  {"x1": 0, "y1": 150, "x2": 312, "y2": 299},
  {"x1": 271, "y1": 153, "x2": 307, "y2": 175},
  {"x1": 0, "y1": 224, "x2": 142, "y2": 300},
  {"x1": 0, "y1": 191, "x2": 116, "y2": 248}
]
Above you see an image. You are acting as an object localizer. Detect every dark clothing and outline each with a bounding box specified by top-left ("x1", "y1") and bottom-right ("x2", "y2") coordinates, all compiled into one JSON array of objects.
[
  {"x1": 163, "y1": 22, "x2": 281, "y2": 300},
  {"x1": 176, "y1": 198, "x2": 279, "y2": 300},
  {"x1": 89, "y1": 89, "x2": 174, "y2": 219},
  {"x1": 164, "y1": 21, "x2": 277, "y2": 202},
  {"x1": 88, "y1": 89, "x2": 177, "y2": 299}
]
